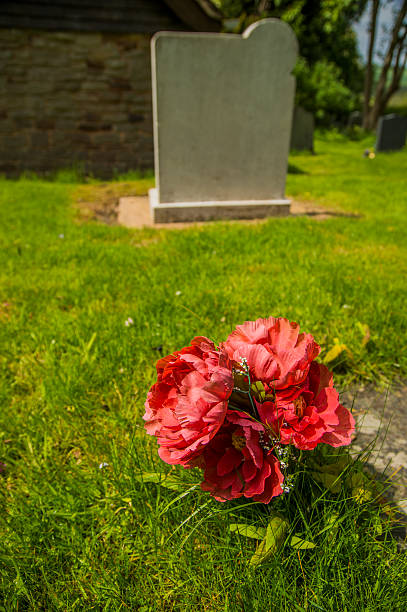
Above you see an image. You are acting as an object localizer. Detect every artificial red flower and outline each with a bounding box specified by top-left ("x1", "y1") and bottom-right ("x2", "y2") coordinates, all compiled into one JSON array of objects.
[
  {"x1": 256, "y1": 362, "x2": 355, "y2": 450},
  {"x1": 143, "y1": 337, "x2": 233, "y2": 466},
  {"x1": 222, "y1": 316, "x2": 320, "y2": 391},
  {"x1": 199, "y1": 410, "x2": 284, "y2": 503}
]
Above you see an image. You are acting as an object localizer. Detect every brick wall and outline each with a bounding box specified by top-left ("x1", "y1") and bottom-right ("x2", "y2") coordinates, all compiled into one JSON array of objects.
[{"x1": 0, "y1": 29, "x2": 155, "y2": 177}]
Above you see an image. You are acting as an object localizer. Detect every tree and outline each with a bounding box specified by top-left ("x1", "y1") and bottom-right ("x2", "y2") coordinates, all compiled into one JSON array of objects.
[
  {"x1": 363, "y1": 0, "x2": 407, "y2": 129},
  {"x1": 214, "y1": 1, "x2": 368, "y2": 124}
]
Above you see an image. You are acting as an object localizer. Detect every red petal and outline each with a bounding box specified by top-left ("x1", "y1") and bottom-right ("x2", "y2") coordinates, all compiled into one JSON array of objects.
[{"x1": 217, "y1": 448, "x2": 242, "y2": 476}]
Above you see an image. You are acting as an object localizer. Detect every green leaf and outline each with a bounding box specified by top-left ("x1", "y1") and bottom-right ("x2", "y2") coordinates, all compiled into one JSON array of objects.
[
  {"x1": 251, "y1": 380, "x2": 266, "y2": 401},
  {"x1": 325, "y1": 512, "x2": 341, "y2": 543},
  {"x1": 310, "y1": 452, "x2": 384, "y2": 501},
  {"x1": 310, "y1": 470, "x2": 342, "y2": 493},
  {"x1": 323, "y1": 342, "x2": 347, "y2": 364},
  {"x1": 311, "y1": 444, "x2": 348, "y2": 463},
  {"x1": 323, "y1": 335, "x2": 355, "y2": 364},
  {"x1": 356, "y1": 322, "x2": 371, "y2": 347},
  {"x1": 229, "y1": 523, "x2": 266, "y2": 540},
  {"x1": 370, "y1": 513, "x2": 383, "y2": 537},
  {"x1": 349, "y1": 472, "x2": 375, "y2": 503},
  {"x1": 310, "y1": 456, "x2": 349, "y2": 474},
  {"x1": 290, "y1": 535, "x2": 316, "y2": 550},
  {"x1": 250, "y1": 516, "x2": 289, "y2": 566},
  {"x1": 133, "y1": 471, "x2": 193, "y2": 492},
  {"x1": 309, "y1": 452, "x2": 355, "y2": 492},
  {"x1": 80, "y1": 332, "x2": 97, "y2": 364}
]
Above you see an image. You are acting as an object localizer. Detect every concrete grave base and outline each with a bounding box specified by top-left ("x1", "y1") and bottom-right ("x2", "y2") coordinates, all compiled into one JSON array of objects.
[{"x1": 149, "y1": 188, "x2": 290, "y2": 223}]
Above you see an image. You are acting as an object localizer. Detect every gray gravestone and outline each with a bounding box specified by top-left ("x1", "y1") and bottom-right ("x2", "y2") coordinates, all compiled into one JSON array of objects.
[
  {"x1": 290, "y1": 106, "x2": 314, "y2": 152},
  {"x1": 150, "y1": 19, "x2": 298, "y2": 223},
  {"x1": 376, "y1": 114, "x2": 407, "y2": 152},
  {"x1": 347, "y1": 110, "x2": 362, "y2": 128}
]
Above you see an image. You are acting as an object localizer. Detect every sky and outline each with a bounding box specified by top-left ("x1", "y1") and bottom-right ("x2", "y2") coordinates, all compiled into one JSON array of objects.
[{"x1": 353, "y1": 1, "x2": 402, "y2": 62}]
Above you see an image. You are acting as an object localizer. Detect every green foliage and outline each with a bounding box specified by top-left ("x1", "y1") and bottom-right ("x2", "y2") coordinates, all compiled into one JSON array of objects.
[
  {"x1": 228, "y1": 447, "x2": 385, "y2": 567},
  {"x1": 295, "y1": 58, "x2": 359, "y2": 124},
  {"x1": 214, "y1": 0, "x2": 263, "y2": 18}
]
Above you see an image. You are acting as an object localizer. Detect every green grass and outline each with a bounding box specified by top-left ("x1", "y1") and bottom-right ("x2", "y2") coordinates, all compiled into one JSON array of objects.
[
  {"x1": 387, "y1": 89, "x2": 407, "y2": 116},
  {"x1": 0, "y1": 134, "x2": 406, "y2": 609}
]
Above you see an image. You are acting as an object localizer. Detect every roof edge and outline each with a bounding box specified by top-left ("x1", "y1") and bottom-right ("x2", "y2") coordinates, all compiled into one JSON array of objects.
[{"x1": 163, "y1": 0, "x2": 223, "y2": 32}]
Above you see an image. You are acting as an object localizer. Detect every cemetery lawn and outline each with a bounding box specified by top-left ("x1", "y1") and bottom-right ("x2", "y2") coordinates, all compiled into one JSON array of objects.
[{"x1": 1, "y1": 133, "x2": 407, "y2": 610}]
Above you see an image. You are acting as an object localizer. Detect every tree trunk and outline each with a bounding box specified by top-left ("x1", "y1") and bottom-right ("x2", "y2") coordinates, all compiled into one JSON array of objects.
[
  {"x1": 257, "y1": 0, "x2": 271, "y2": 14},
  {"x1": 363, "y1": 0, "x2": 380, "y2": 129},
  {"x1": 368, "y1": 0, "x2": 407, "y2": 129}
]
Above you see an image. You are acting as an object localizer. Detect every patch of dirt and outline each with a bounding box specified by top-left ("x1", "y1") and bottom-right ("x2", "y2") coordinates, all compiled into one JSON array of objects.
[
  {"x1": 74, "y1": 181, "x2": 152, "y2": 225},
  {"x1": 290, "y1": 199, "x2": 361, "y2": 220},
  {"x1": 74, "y1": 183, "x2": 361, "y2": 228}
]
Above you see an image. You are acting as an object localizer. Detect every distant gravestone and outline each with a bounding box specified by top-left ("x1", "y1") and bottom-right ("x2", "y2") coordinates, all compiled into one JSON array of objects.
[
  {"x1": 290, "y1": 106, "x2": 314, "y2": 152},
  {"x1": 150, "y1": 19, "x2": 298, "y2": 223},
  {"x1": 376, "y1": 114, "x2": 407, "y2": 152},
  {"x1": 347, "y1": 110, "x2": 362, "y2": 129}
]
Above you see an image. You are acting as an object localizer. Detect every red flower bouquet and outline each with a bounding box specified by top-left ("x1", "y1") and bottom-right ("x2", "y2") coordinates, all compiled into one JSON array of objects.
[{"x1": 143, "y1": 317, "x2": 355, "y2": 505}]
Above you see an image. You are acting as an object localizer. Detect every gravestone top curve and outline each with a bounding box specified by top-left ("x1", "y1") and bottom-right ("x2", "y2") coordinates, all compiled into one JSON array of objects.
[{"x1": 152, "y1": 18, "x2": 298, "y2": 65}]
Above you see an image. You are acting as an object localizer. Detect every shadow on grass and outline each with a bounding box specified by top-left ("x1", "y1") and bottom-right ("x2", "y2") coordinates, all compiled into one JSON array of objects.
[
  {"x1": 287, "y1": 163, "x2": 308, "y2": 175},
  {"x1": 290, "y1": 208, "x2": 362, "y2": 220}
]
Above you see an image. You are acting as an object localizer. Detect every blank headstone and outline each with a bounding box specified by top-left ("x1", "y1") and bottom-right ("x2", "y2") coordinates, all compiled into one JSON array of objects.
[
  {"x1": 347, "y1": 110, "x2": 362, "y2": 129},
  {"x1": 290, "y1": 106, "x2": 314, "y2": 152},
  {"x1": 150, "y1": 19, "x2": 298, "y2": 223},
  {"x1": 375, "y1": 114, "x2": 407, "y2": 152}
]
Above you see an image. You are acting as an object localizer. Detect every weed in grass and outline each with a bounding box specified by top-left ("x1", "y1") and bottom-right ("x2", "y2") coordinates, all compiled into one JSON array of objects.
[{"x1": 112, "y1": 169, "x2": 155, "y2": 182}]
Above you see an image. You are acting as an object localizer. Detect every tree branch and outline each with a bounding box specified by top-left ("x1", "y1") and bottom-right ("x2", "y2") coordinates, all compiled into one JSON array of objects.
[
  {"x1": 380, "y1": 25, "x2": 407, "y2": 108},
  {"x1": 363, "y1": 0, "x2": 380, "y2": 128},
  {"x1": 374, "y1": 1, "x2": 407, "y2": 98},
  {"x1": 369, "y1": 0, "x2": 407, "y2": 127}
]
